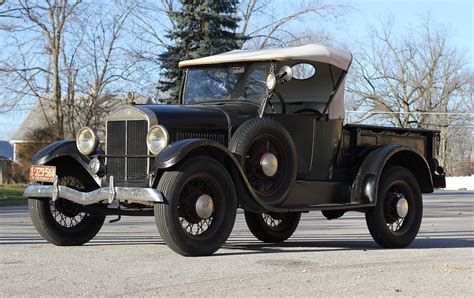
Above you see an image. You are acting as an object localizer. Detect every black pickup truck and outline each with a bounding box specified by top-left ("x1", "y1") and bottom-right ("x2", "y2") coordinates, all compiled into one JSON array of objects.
[{"x1": 25, "y1": 44, "x2": 445, "y2": 256}]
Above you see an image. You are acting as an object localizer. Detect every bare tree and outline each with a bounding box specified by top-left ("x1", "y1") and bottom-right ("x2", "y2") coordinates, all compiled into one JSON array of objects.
[
  {"x1": 61, "y1": 1, "x2": 139, "y2": 136},
  {"x1": 238, "y1": 0, "x2": 348, "y2": 49},
  {"x1": 126, "y1": 0, "x2": 349, "y2": 100},
  {"x1": 0, "y1": 0, "x2": 82, "y2": 139},
  {"x1": 125, "y1": 0, "x2": 179, "y2": 100},
  {"x1": 0, "y1": 0, "x2": 139, "y2": 139},
  {"x1": 347, "y1": 18, "x2": 473, "y2": 174},
  {"x1": 23, "y1": 0, "x2": 80, "y2": 138}
]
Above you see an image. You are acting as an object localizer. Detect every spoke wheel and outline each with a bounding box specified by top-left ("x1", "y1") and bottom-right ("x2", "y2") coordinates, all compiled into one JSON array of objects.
[
  {"x1": 155, "y1": 156, "x2": 237, "y2": 256},
  {"x1": 244, "y1": 211, "x2": 301, "y2": 243},
  {"x1": 50, "y1": 176, "x2": 89, "y2": 230},
  {"x1": 177, "y1": 175, "x2": 224, "y2": 239},
  {"x1": 244, "y1": 134, "x2": 286, "y2": 197},
  {"x1": 383, "y1": 185, "x2": 411, "y2": 233},
  {"x1": 28, "y1": 169, "x2": 105, "y2": 246},
  {"x1": 229, "y1": 117, "x2": 297, "y2": 205},
  {"x1": 50, "y1": 199, "x2": 86, "y2": 229},
  {"x1": 262, "y1": 213, "x2": 283, "y2": 228},
  {"x1": 366, "y1": 166, "x2": 422, "y2": 248}
]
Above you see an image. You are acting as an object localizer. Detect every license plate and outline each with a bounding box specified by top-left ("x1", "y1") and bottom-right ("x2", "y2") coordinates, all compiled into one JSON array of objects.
[{"x1": 29, "y1": 165, "x2": 56, "y2": 183}]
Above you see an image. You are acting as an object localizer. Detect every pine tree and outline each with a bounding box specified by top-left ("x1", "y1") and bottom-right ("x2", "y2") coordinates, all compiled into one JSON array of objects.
[{"x1": 158, "y1": 0, "x2": 245, "y2": 102}]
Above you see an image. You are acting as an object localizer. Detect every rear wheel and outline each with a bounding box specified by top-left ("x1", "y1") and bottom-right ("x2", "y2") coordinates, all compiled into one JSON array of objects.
[
  {"x1": 155, "y1": 156, "x2": 237, "y2": 256},
  {"x1": 365, "y1": 166, "x2": 423, "y2": 248},
  {"x1": 29, "y1": 172, "x2": 105, "y2": 246},
  {"x1": 244, "y1": 211, "x2": 301, "y2": 243}
]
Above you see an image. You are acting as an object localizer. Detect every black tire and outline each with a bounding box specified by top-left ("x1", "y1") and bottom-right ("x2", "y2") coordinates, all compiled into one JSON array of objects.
[
  {"x1": 365, "y1": 166, "x2": 423, "y2": 248},
  {"x1": 244, "y1": 211, "x2": 301, "y2": 243},
  {"x1": 28, "y1": 171, "x2": 105, "y2": 246},
  {"x1": 229, "y1": 117, "x2": 296, "y2": 205},
  {"x1": 154, "y1": 156, "x2": 237, "y2": 256}
]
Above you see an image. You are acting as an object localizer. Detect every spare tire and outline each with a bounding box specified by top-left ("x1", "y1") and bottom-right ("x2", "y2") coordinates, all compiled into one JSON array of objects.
[{"x1": 229, "y1": 117, "x2": 297, "y2": 205}]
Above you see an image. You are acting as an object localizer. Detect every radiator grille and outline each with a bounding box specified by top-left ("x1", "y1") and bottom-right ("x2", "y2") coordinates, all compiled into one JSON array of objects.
[
  {"x1": 107, "y1": 120, "x2": 148, "y2": 185},
  {"x1": 175, "y1": 129, "x2": 228, "y2": 145}
]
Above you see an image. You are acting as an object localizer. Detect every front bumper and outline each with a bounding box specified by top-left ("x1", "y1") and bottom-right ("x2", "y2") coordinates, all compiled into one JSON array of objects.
[{"x1": 24, "y1": 175, "x2": 165, "y2": 205}]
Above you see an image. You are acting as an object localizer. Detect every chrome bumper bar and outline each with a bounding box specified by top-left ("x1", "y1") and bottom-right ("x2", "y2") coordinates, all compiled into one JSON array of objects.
[{"x1": 23, "y1": 176, "x2": 165, "y2": 205}]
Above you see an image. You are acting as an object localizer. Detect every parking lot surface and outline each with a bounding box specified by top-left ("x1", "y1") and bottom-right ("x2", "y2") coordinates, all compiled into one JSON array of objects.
[{"x1": 1, "y1": 191, "x2": 473, "y2": 296}]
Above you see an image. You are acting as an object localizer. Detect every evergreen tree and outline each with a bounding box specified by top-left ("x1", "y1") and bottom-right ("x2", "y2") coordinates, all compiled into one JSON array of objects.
[{"x1": 158, "y1": 0, "x2": 245, "y2": 102}]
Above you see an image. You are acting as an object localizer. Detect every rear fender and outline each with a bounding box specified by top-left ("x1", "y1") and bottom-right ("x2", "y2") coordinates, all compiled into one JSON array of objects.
[
  {"x1": 351, "y1": 144, "x2": 433, "y2": 205},
  {"x1": 154, "y1": 139, "x2": 277, "y2": 212}
]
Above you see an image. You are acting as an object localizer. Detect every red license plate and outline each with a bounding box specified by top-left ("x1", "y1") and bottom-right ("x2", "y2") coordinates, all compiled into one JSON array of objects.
[{"x1": 29, "y1": 165, "x2": 56, "y2": 183}]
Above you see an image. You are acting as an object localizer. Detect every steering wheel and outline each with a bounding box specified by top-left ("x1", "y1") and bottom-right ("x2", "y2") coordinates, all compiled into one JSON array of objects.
[
  {"x1": 267, "y1": 91, "x2": 286, "y2": 114},
  {"x1": 293, "y1": 108, "x2": 322, "y2": 117}
]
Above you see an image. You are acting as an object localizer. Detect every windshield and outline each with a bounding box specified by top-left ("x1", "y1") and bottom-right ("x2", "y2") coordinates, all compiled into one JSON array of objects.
[{"x1": 183, "y1": 62, "x2": 271, "y2": 104}]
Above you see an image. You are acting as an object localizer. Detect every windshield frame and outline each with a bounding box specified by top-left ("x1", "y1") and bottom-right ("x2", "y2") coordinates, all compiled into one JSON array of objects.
[{"x1": 180, "y1": 62, "x2": 273, "y2": 106}]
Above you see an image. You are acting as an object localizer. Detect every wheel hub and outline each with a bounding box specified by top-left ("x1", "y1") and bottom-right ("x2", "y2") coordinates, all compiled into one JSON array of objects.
[
  {"x1": 260, "y1": 152, "x2": 278, "y2": 177},
  {"x1": 396, "y1": 197, "x2": 409, "y2": 218},
  {"x1": 55, "y1": 198, "x2": 81, "y2": 218},
  {"x1": 195, "y1": 194, "x2": 214, "y2": 219}
]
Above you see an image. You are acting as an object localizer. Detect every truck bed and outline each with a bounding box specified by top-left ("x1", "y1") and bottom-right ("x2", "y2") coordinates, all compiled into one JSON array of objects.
[{"x1": 341, "y1": 123, "x2": 440, "y2": 169}]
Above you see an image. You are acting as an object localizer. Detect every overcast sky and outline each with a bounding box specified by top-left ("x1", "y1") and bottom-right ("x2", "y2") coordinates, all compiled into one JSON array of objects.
[{"x1": 0, "y1": 0, "x2": 472, "y2": 141}]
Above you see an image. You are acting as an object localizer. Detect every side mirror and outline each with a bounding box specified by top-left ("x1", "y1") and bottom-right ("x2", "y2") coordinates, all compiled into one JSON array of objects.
[{"x1": 276, "y1": 65, "x2": 293, "y2": 82}]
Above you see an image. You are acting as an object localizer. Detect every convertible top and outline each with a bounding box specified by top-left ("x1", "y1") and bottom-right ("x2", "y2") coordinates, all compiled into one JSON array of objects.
[{"x1": 179, "y1": 44, "x2": 352, "y2": 71}]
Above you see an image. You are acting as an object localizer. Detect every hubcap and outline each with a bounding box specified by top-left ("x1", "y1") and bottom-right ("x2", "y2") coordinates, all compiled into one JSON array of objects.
[
  {"x1": 260, "y1": 152, "x2": 278, "y2": 177},
  {"x1": 195, "y1": 194, "x2": 214, "y2": 219},
  {"x1": 396, "y1": 197, "x2": 409, "y2": 218},
  {"x1": 245, "y1": 134, "x2": 286, "y2": 198}
]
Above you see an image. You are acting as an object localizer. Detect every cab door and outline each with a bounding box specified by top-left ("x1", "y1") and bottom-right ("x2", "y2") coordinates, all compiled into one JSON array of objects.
[
  {"x1": 271, "y1": 114, "x2": 315, "y2": 178},
  {"x1": 307, "y1": 119, "x2": 343, "y2": 180}
]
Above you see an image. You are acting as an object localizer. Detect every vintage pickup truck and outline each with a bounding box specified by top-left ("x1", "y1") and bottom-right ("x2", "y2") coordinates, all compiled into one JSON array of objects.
[{"x1": 25, "y1": 44, "x2": 445, "y2": 256}]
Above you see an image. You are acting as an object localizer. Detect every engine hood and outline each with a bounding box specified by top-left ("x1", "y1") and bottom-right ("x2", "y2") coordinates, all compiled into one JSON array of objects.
[{"x1": 135, "y1": 103, "x2": 259, "y2": 130}]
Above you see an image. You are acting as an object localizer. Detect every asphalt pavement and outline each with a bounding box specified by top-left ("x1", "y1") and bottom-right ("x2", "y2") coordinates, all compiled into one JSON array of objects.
[{"x1": 1, "y1": 191, "x2": 473, "y2": 296}]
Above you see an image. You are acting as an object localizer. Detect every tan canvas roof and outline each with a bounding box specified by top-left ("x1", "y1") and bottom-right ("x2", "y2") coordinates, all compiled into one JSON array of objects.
[{"x1": 179, "y1": 44, "x2": 352, "y2": 71}]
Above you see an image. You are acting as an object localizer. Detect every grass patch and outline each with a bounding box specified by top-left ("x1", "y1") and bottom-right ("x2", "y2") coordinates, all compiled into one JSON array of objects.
[{"x1": 0, "y1": 184, "x2": 26, "y2": 206}]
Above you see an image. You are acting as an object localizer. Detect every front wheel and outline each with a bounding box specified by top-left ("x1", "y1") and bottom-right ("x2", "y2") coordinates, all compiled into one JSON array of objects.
[
  {"x1": 154, "y1": 156, "x2": 237, "y2": 256},
  {"x1": 365, "y1": 166, "x2": 423, "y2": 248},
  {"x1": 29, "y1": 173, "x2": 105, "y2": 246},
  {"x1": 244, "y1": 211, "x2": 301, "y2": 243}
]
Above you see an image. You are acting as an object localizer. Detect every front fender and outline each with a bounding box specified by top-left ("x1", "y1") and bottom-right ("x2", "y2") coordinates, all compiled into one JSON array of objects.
[
  {"x1": 154, "y1": 139, "x2": 282, "y2": 213},
  {"x1": 154, "y1": 139, "x2": 226, "y2": 169},
  {"x1": 32, "y1": 140, "x2": 103, "y2": 177},
  {"x1": 351, "y1": 144, "x2": 432, "y2": 205}
]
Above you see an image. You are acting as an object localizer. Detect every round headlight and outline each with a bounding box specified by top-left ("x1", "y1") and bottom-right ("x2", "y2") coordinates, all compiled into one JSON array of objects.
[
  {"x1": 266, "y1": 73, "x2": 276, "y2": 90},
  {"x1": 147, "y1": 125, "x2": 169, "y2": 155},
  {"x1": 76, "y1": 127, "x2": 99, "y2": 156}
]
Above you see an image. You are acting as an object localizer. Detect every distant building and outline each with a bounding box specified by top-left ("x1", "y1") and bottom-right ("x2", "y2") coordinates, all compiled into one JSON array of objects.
[
  {"x1": 0, "y1": 141, "x2": 14, "y2": 184},
  {"x1": 10, "y1": 95, "x2": 152, "y2": 163},
  {"x1": 0, "y1": 141, "x2": 13, "y2": 160},
  {"x1": 9, "y1": 102, "x2": 51, "y2": 163}
]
